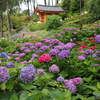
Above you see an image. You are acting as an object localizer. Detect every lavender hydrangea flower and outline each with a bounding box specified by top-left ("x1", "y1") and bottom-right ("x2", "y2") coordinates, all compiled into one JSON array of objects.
[
  {"x1": 32, "y1": 53, "x2": 38, "y2": 58},
  {"x1": 70, "y1": 78, "x2": 82, "y2": 85},
  {"x1": 49, "y1": 64, "x2": 60, "y2": 73},
  {"x1": 94, "y1": 64, "x2": 100, "y2": 67},
  {"x1": 29, "y1": 58, "x2": 34, "y2": 62},
  {"x1": 19, "y1": 53, "x2": 25, "y2": 57},
  {"x1": 40, "y1": 39, "x2": 47, "y2": 42},
  {"x1": 6, "y1": 62, "x2": 15, "y2": 68},
  {"x1": 0, "y1": 67, "x2": 10, "y2": 82},
  {"x1": 49, "y1": 49, "x2": 60, "y2": 56},
  {"x1": 50, "y1": 39, "x2": 60, "y2": 45},
  {"x1": 96, "y1": 51, "x2": 100, "y2": 53},
  {"x1": 57, "y1": 76, "x2": 65, "y2": 82},
  {"x1": 60, "y1": 32, "x2": 64, "y2": 34},
  {"x1": 64, "y1": 80, "x2": 76, "y2": 93},
  {"x1": 64, "y1": 43, "x2": 76, "y2": 50},
  {"x1": 20, "y1": 64, "x2": 36, "y2": 82},
  {"x1": 20, "y1": 61, "x2": 28, "y2": 64},
  {"x1": 84, "y1": 49, "x2": 94, "y2": 54},
  {"x1": 15, "y1": 51, "x2": 20, "y2": 54},
  {"x1": 58, "y1": 50, "x2": 70, "y2": 60},
  {"x1": 24, "y1": 49, "x2": 31, "y2": 53},
  {"x1": 96, "y1": 35, "x2": 100, "y2": 42},
  {"x1": 78, "y1": 55, "x2": 86, "y2": 60},
  {"x1": 54, "y1": 45, "x2": 64, "y2": 50},
  {"x1": 20, "y1": 47, "x2": 28, "y2": 51},
  {"x1": 8, "y1": 53, "x2": 13, "y2": 56},
  {"x1": 40, "y1": 46, "x2": 49, "y2": 51},
  {"x1": 30, "y1": 46, "x2": 36, "y2": 50},
  {"x1": 45, "y1": 40, "x2": 51, "y2": 43},
  {"x1": 35, "y1": 42, "x2": 43, "y2": 48},
  {"x1": 92, "y1": 54, "x2": 98, "y2": 57},
  {"x1": 37, "y1": 68, "x2": 45, "y2": 75}
]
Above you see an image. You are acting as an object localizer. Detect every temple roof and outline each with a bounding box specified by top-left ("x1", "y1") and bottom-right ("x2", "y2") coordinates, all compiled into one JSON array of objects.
[{"x1": 35, "y1": 5, "x2": 65, "y2": 12}]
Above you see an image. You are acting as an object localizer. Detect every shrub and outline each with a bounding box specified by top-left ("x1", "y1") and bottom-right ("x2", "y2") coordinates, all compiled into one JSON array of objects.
[
  {"x1": 29, "y1": 23, "x2": 46, "y2": 31},
  {"x1": 46, "y1": 14, "x2": 62, "y2": 31}
]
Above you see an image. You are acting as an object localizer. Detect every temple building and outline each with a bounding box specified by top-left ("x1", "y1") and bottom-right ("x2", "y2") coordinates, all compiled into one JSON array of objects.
[{"x1": 34, "y1": 5, "x2": 65, "y2": 22}]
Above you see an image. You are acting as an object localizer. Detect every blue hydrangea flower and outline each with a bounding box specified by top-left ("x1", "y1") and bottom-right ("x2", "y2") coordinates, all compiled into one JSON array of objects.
[
  {"x1": 57, "y1": 76, "x2": 65, "y2": 82},
  {"x1": 20, "y1": 64, "x2": 36, "y2": 82},
  {"x1": 0, "y1": 67, "x2": 10, "y2": 82},
  {"x1": 58, "y1": 50, "x2": 70, "y2": 60},
  {"x1": 0, "y1": 52, "x2": 8, "y2": 58},
  {"x1": 6, "y1": 62, "x2": 15, "y2": 68}
]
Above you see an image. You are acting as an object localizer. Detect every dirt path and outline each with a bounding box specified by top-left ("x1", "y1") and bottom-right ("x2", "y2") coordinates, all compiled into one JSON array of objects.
[{"x1": 19, "y1": 30, "x2": 45, "y2": 38}]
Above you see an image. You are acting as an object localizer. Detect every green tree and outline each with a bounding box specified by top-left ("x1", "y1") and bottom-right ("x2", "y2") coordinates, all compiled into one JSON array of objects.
[{"x1": 88, "y1": 0, "x2": 100, "y2": 22}]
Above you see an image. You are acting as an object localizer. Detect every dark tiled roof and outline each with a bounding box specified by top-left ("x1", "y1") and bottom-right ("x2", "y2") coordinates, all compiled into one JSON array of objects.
[{"x1": 37, "y1": 5, "x2": 65, "y2": 12}]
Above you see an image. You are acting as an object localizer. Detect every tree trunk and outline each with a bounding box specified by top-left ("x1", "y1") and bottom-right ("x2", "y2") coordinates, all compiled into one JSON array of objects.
[
  {"x1": 44, "y1": 0, "x2": 46, "y2": 5},
  {"x1": 0, "y1": 14, "x2": 3, "y2": 37},
  {"x1": 6, "y1": 0, "x2": 11, "y2": 41},
  {"x1": 33, "y1": 0, "x2": 35, "y2": 11},
  {"x1": 27, "y1": 0, "x2": 30, "y2": 16}
]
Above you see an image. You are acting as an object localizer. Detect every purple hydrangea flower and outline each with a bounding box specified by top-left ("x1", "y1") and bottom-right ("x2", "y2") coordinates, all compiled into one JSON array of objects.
[
  {"x1": 29, "y1": 58, "x2": 34, "y2": 62},
  {"x1": 15, "y1": 57, "x2": 20, "y2": 61},
  {"x1": 92, "y1": 54, "x2": 98, "y2": 57},
  {"x1": 94, "y1": 64, "x2": 100, "y2": 67},
  {"x1": 57, "y1": 76, "x2": 65, "y2": 82},
  {"x1": 50, "y1": 39, "x2": 60, "y2": 45},
  {"x1": 96, "y1": 51, "x2": 100, "y2": 53},
  {"x1": 30, "y1": 46, "x2": 36, "y2": 50},
  {"x1": 64, "y1": 80, "x2": 76, "y2": 93},
  {"x1": 49, "y1": 64, "x2": 60, "y2": 73},
  {"x1": 15, "y1": 51, "x2": 20, "y2": 54},
  {"x1": 45, "y1": 40, "x2": 51, "y2": 43},
  {"x1": 78, "y1": 55, "x2": 86, "y2": 60},
  {"x1": 96, "y1": 35, "x2": 100, "y2": 42},
  {"x1": 40, "y1": 46, "x2": 49, "y2": 51},
  {"x1": 84, "y1": 49, "x2": 94, "y2": 54},
  {"x1": 19, "y1": 53, "x2": 25, "y2": 57},
  {"x1": 54, "y1": 33, "x2": 58, "y2": 35},
  {"x1": 35, "y1": 42, "x2": 43, "y2": 48},
  {"x1": 6, "y1": 62, "x2": 15, "y2": 68},
  {"x1": 20, "y1": 64, "x2": 36, "y2": 82},
  {"x1": 24, "y1": 49, "x2": 31, "y2": 53},
  {"x1": 62, "y1": 28, "x2": 69, "y2": 30},
  {"x1": 8, "y1": 53, "x2": 13, "y2": 56},
  {"x1": 40, "y1": 39, "x2": 47, "y2": 42},
  {"x1": 54, "y1": 45, "x2": 64, "y2": 50},
  {"x1": 49, "y1": 49, "x2": 60, "y2": 56},
  {"x1": 24, "y1": 43, "x2": 33, "y2": 46},
  {"x1": 0, "y1": 67, "x2": 10, "y2": 82},
  {"x1": 20, "y1": 47, "x2": 28, "y2": 51},
  {"x1": 58, "y1": 50, "x2": 70, "y2": 60},
  {"x1": 20, "y1": 61, "x2": 28, "y2": 64},
  {"x1": 64, "y1": 43, "x2": 76, "y2": 50},
  {"x1": 60, "y1": 32, "x2": 64, "y2": 34},
  {"x1": 70, "y1": 78, "x2": 82, "y2": 85},
  {"x1": 37, "y1": 68, "x2": 45, "y2": 75},
  {"x1": 32, "y1": 53, "x2": 38, "y2": 58}
]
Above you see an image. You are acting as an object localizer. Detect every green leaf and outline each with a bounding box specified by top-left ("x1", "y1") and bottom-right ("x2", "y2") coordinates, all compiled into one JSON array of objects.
[
  {"x1": 49, "y1": 91, "x2": 65, "y2": 100},
  {"x1": 86, "y1": 96, "x2": 95, "y2": 100},
  {"x1": 19, "y1": 91, "x2": 30, "y2": 100},
  {"x1": 6, "y1": 79, "x2": 14, "y2": 91},
  {"x1": 93, "y1": 91, "x2": 100, "y2": 96},
  {"x1": 25, "y1": 92, "x2": 43, "y2": 100},
  {"x1": 9, "y1": 93, "x2": 18, "y2": 100},
  {"x1": 41, "y1": 89, "x2": 49, "y2": 95},
  {"x1": 97, "y1": 82, "x2": 100, "y2": 89},
  {"x1": 0, "y1": 82, "x2": 6, "y2": 90},
  {"x1": 83, "y1": 75, "x2": 93, "y2": 83},
  {"x1": 85, "y1": 85, "x2": 99, "y2": 92},
  {"x1": 19, "y1": 83, "x2": 36, "y2": 90}
]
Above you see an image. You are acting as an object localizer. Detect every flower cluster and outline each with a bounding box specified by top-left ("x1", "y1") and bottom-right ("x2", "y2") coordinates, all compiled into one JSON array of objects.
[
  {"x1": 78, "y1": 55, "x2": 86, "y2": 60},
  {"x1": 64, "y1": 43, "x2": 76, "y2": 50},
  {"x1": 20, "y1": 64, "x2": 36, "y2": 82},
  {"x1": 49, "y1": 49, "x2": 60, "y2": 56},
  {"x1": 0, "y1": 67, "x2": 10, "y2": 82},
  {"x1": 58, "y1": 50, "x2": 70, "y2": 60},
  {"x1": 37, "y1": 68, "x2": 46, "y2": 75},
  {"x1": 6, "y1": 62, "x2": 15, "y2": 68},
  {"x1": 49, "y1": 64, "x2": 60, "y2": 73},
  {"x1": 38, "y1": 54, "x2": 52, "y2": 63},
  {"x1": 35, "y1": 42, "x2": 43, "y2": 48},
  {"x1": 64, "y1": 77, "x2": 82, "y2": 93},
  {"x1": 19, "y1": 53, "x2": 25, "y2": 57},
  {"x1": 57, "y1": 76, "x2": 65, "y2": 82},
  {"x1": 84, "y1": 49, "x2": 94, "y2": 54},
  {"x1": 96, "y1": 35, "x2": 100, "y2": 42}
]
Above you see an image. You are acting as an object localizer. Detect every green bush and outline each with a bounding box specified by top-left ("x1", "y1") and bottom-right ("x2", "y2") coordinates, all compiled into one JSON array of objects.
[
  {"x1": 29, "y1": 23, "x2": 46, "y2": 31},
  {"x1": 46, "y1": 14, "x2": 62, "y2": 31}
]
